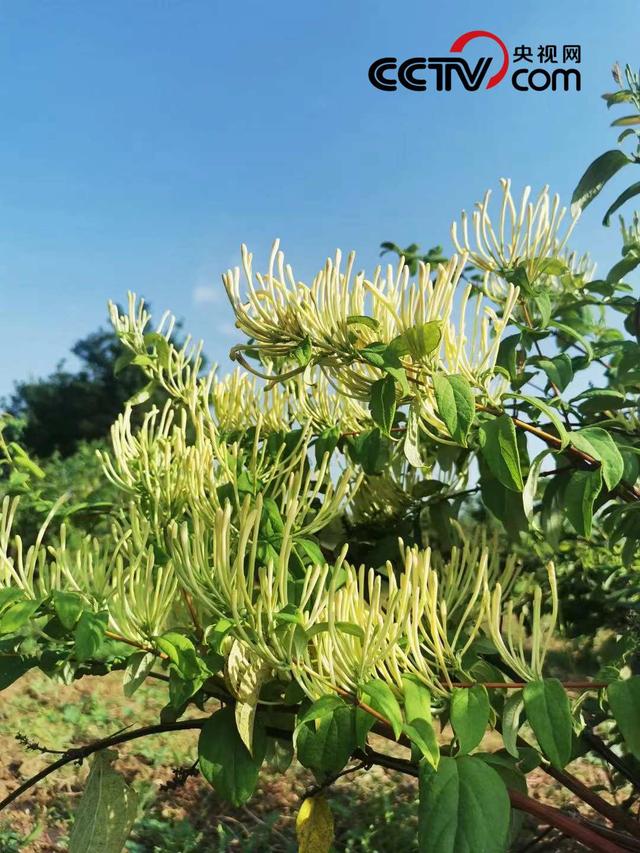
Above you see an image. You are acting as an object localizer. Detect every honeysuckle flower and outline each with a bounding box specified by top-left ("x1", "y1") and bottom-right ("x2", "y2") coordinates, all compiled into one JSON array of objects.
[
  {"x1": 483, "y1": 562, "x2": 559, "y2": 681},
  {"x1": 0, "y1": 247, "x2": 564, "y2": 714},
  {"x1": 224, "y1": 242, "x2": 519, "y2": 426},
  {"x1": 211, "y1": 368, "x2": 294, "y2": 434},
  {"x1": 293, "y1": 368, "x2": 371, "y2": 434},
  {"x1": 451, "y1": 179, "x2": 579, "y2": 286},
  {"x1": 483, "y1": 247, "x2": 596, "y2": 303}
]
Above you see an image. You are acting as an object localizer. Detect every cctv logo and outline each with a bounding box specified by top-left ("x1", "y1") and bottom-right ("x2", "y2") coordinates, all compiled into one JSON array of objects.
[{"x1": 369, "y1": 30, "x2": 510, "y2": 92}]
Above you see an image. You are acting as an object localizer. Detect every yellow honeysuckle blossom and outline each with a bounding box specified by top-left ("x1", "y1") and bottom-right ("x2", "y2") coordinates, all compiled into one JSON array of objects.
[
  {"x1": 451, "y1": 179, "x2": 579, "y2": 286},
  {"x1": 0, "y1": 202, "x2": 571, "y2": 705}
]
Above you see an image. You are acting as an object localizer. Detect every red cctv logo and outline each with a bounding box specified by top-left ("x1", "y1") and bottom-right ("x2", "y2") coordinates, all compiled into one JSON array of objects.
[
  {"x1": 368, "y1": 31, "x2": 581, "y2": 93},
  {"x1": 449, "y1": 30, "x2": 509, "y2": 89}
]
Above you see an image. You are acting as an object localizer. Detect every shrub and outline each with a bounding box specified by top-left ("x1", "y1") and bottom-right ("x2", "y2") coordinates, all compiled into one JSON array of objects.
[{"x1": 0, "y1": 67, "x2": 639, "y2": 852}]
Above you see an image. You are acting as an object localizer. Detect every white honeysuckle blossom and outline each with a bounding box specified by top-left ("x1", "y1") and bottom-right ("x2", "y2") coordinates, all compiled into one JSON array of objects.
[
  {"x1": 223, "y1": 242, "x2": 515, "y2": 374},
  {"x1": 483, "y1": 246, "x2": 597, "y2": 303},
  {"x1": 223, "y1": 241, "x2": 519, "y2": 420},
  {"x1": 451, "y1": 179, "x2": 579, "y2": 286},
  {"x1": 0, "y1": 202, "x2": 572, "y2": 703}
]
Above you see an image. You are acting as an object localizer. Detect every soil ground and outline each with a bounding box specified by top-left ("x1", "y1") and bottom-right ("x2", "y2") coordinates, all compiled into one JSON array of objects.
[{"x1": 0, "y1": 671, "x2": 631, "y2": 852}]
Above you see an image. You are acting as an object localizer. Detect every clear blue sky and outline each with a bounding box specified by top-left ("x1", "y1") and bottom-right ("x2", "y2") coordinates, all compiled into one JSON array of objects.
[{"x1": 0, "y1": 1, "x2": 638, "y2": 397}]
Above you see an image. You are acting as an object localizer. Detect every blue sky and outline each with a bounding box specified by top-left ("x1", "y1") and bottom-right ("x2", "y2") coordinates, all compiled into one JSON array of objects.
[{"x1": 0, "y1": 1, "x2": 638, "y2": 397}]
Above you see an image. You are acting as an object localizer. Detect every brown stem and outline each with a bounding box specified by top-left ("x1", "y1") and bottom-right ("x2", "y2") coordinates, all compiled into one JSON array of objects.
[
  {"x1": 104, "y1": 630, "x2": 168, "y2": 659},
  {"x1": 302, "y1": 760, "x2": 368, "y2": 800},
  {"x1": 182, "y1": 590, "x2": 204, "y2": 641},
  {"x1": 342, "y1": 398, "x2": 640, "y2": 502},
  {"x1": 2, "y1": 714, "x2": 633, "y2": 853},
  {"x1": 334, "y1": 682, "x2": 636, "y2": 843},
  {"x1": 357, "y1": 747, "x2": 626, "y2": 853},
  {"x1": 0, "y1": 719, "x2": 207, "y2": 812},
  {"x1": 509, "y1": 791, "x2": 627, "y2": 853},
  {"x1": 581, "y1": 728, "x2": 640, "y2": 793},
  {"x1": 333, "y1": 685, "x2": 397, "y2": 732},
  {"x1": 545, "y1": 764, "x2": 640, "y2": 839},
  {"x1": 512, "y1": 734, "x2": 639, "y2": 841},
  {"x1": 579, "y1": 819, "x2": 640, "y2": 852},
  {"x1": 478, "y1": 404, "x2": 640, "y2": 502},
  {"x1": 448, "y1": 681, "x2": 608, "y2": 690}
]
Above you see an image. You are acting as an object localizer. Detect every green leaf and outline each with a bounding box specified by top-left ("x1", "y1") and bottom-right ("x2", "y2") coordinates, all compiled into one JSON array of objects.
[
  {"x1": 501, "y1": 691, "x2": 524, "y2": 758},
  {"x1": 0, "y1": 599, "x2": 39, "y2": 635},
  {"x1": 369, "y1": 375, "x2": 397, "y2": 436},
  {"x1": 534, "y1": 355, "x2": 573, "y2": 392},
  {"x1": 523, "y1": 450, "x2": 550, "y2": 522},
  {"x1": 123, "y1": 652, "x2": 156, "y2": 698},
  {"x1": 418, "y1": 755, "x2": 510, "y2": 853},
  {"x1": 532, "y1": 292, "x2": 552, "y2": 328},
  {"x1": 478, "y1": 415, "x2": 524, "y2": 492},
  {"x1": 610, "y1": 114, "x2": 640, "y2": 126},
  {"x1": 68, "y1": 750, "x2": 138, "y2": 853},
  {"x1": 404, "y1": 719, "x2": 440, "y2": 769},
  {"x1": 507, "y1": 394, "x2": 569, "y2": 449},
  {"x1": 127, "y1": 380, "x2": 156, "y2": 406},
  {"x1": 602, "y1": 89, "x2": 634, "y2": 107},
  {"x1": 199, "y1": 706, "x2": 266, "y2": 806},
  {"x1": 335, "y1": 621, "x2": 365, "y2": 640},
  {"x1": 565, "y1": 468, "x2": 602, "y2": 537},
  {"x1": 298, "y1": 538, "x2": 325, "y2": 568},
  {"x1": 113, "y1": 349, "x2": 135, "y2": 376},
  {"x1": 347, "y1": 315, "x2": 380, "y2": 331},
  {"x1": 265, "y1": 738, "x2": 294, "y2": 773},
  {"x1": 572, "y1": 389, "x2": 626, "y2": 414},
  {"x1": 52, "y1": 591, "x2": 84, "y2": 631},
  {"x1": 351, "y1": 427, "x2": 390, "y2": 476},
  {"x1": 608, "y1": 677, "x2": 640, "y2": 760},
  {"x1": 360, "y1": 678, "x2": 403, "y2": 739},
  {"x1": 402, "y1": 675, "x2": 432, "y2": 724},
  {"x1": 355, "y1": 707, "x2": 376, "y2": 749},
  {"x1": 207, "y1": 617, "x2": 233, "y2": 653},
  {"x1": 502, "y1": 263, "x2": 533, "y2": 295},
  {"x1": 74, "y1": 611, "x2": 108, "y2": 661},
  {"x1": 0, "y1": 588, "x2": 26, "y2": 613},
  {"x1": 296, "y1": 795, "x2": 334, "y2": 853},
  {"x1": 479, "y1": 463, "x2": 528, "y2": 537},
  {"x1": 607, "y1": 250, "x2": 640, "y2": 284},
  {"x1": 475, "y1": 753, "x2": 528, "y2": 848},
  {"x1": 450, "y1": 685, "x2": 490, "y2": 754},
  {"x1": 496, "y1": 333, "x2": 521, "y2": 381},
  {"x1": 7, "y1": 444, "x2": 45, "y2": 479},
  {"x1": 156, "y1": 631, "x2": 202, "y2": 679},
  {"x1": 570, "y1": 427, "x2": 625, "y2": 490},
  {"x1": 549, "y1": 321, "x2": 593, "y2": 362},
  {"x1": 143, "y1": 331, "x2": 170, "y2": 368},
  {"x1": 571, "y1": 150, "x2": 632, "y2": 214},
  {"x1": 388, "y1": 321, "x2": 442, "y2": 360},
  {"x1": 537, "y1": 258, "x2": 568, "y2": 276},
  {"x1": 315, "y1": 426, "x2": 341, "y2": 466},
  {"x1": 291, "y1": 336, "x2": 313, "y2": 367},
  {"x1": 358, "y1": 341, "x2": 410, "y2": 392},
  {"x1": 404, "y1": 401, "x2": 424, "y2": 467},
  {"x1": 0, "y1": 654, "x2": 36, "y2": 690},
  {"x1": 523, "y1": 678, "x2": 572, "y2": 769},
  {"x1": 295, "y1": 697, "x2": 356, "y2": 773},
  {"x1": 602, "y1": 181, "x2": 640, "y2": 226},
  {"x1": 360, "y1": 342, "x2": 387, "y2": 368},
  {"x1": 433, "y1": 374, "x2": 475, "y2": 446},
  {"x1": 618, "y1": 127, "x2": 638, "y2": 143}
]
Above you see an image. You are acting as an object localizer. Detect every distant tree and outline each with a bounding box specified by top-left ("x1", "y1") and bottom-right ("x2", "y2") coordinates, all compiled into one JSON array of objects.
[
  {"x1": 4, "y1": 329, "x2": 143, "y2": 458},
  {"x1": 4, "y1": 313, "x2": 192, "y2": 459}
]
